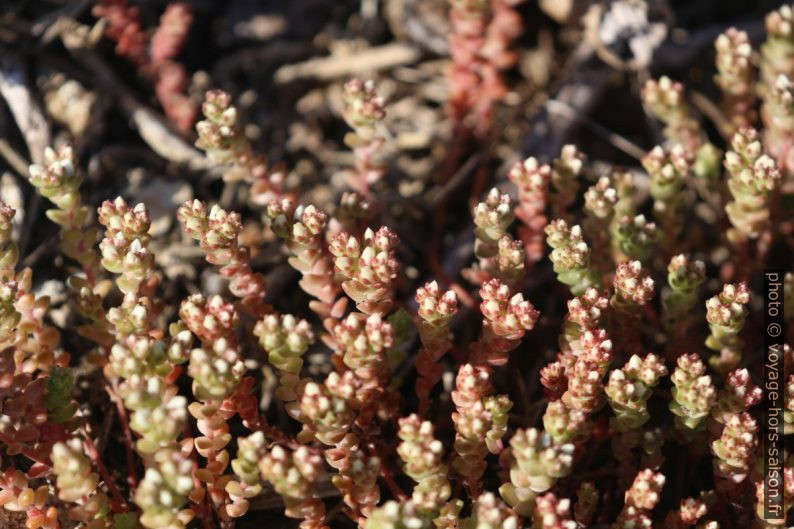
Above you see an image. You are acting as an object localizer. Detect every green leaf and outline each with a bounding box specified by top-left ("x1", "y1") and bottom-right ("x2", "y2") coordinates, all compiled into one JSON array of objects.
[
  {"x1": 113, "y1": 512, "x2": 140, "y2": 529},
  {"x1": 45, "y1": 366, "x2": 77, "y2": 424},
  {"x1": 387, "y1": 308, "x2": 413, "y2": 347},
  {"x1": 386, "y1": 308, "x2": 414, "y2": 375},
  {"x1": 45, "y1": 209, "x2": 70, "y2": 227}
]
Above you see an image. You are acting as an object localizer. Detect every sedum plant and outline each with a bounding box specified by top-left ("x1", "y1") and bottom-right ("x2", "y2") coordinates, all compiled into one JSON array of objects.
[
  {"x1": 715, "y1": 28, "x2": 757, "y2": 132},
  {"x1": 642, "y1": 76, "x2": 703, "y2": 153},
  {"x1": 669, "y1": 353, "x2": 717, "y2": 437},
  {"x1": 705, "y1": 282, "x2": 751, "y2": 374},
  {"x1": 254, "y1": 313, "x2": 315, "y2": 418},
  {"x1": 605, "y1": 353, "x2": 667, "y2": 432},
  {"x1": 583, "y1": 175, "x2": 617, "y2": 272},
  {"x1": 662, "y1": 254, "x2": 706, "y2": 352},
  {"x1": 550, "y1": 145, "x2": 586, "y2": 221},
  {"x1": 499, "y1": 428, "x2": 574, "y2": 516},
  {"x1": 397, "y1": 414, "x2": 458, "y2": 522},
  {"x1": 5, "y1": 4, "x2": 794, "y2": 529},
  {"x1": 545, "y1": 219, "x2": 598, "y2": 295},
  {"x1": 340, "y1": 78, "x2": 388, "y2": 197},
  {"x1": 641, "y1": 144, "x2": 692, "y2": 249},
  {"x1": 465, "y1": 189, "x2": 526, "y2": 286},
  {"x1": 723, "y1": 127, "x2": 782, "y2": 241},
  {"x1": 509, "y1": 157, "x2": 552, "y2": 265},
  {"x1": 414, "y1": 281, "x2": 458, "y2": 415}
]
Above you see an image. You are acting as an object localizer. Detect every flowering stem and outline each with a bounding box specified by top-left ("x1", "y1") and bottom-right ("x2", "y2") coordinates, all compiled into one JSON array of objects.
[
  {"x1": 715, "y1": 28, "x2": 757, "y2": 132},
  {"x1": 414, "y1": 281, "x2": 458, "y2": 416},
  {"x1": 194, "y1": 90, "x2": 285, "y2": 201},
  {"x1": 178, "y1": 200, "x2": 269, "y2": 318},
  {"x1": 610, "y1": 261, "x2": 656, "y2": 356},
  {"x1": 265, "y1": 199, "x2": 345, "y2": 341},
  {"x1": 465, "y1": 188, "x2": 525, "y2": 286},
  {"x1": 341, "y1": 79, "x2": 387, "y2": 198}
]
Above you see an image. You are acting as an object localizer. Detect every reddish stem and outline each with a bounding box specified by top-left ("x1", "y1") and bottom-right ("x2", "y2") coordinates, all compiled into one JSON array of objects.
[
  {"x1": 0, "y1": 432, "x2": 48, "y2": 465},
  {"x1": 378, "y1": 462, "x2": 408, "y2": 502},
  {"x1": 467, "y1": 163, "x2": 490, "y2": 211},
  {"x1": 453, "y1": 477, "x2": 463, "y2": 500},
  {"x1": 200, "y1": 494, "x2": 213, "y2": 529},
  {"x1": 107, "y1": 380, "x2": 139, "y2": 488},
  {"x1": 83, "y1": 433, "x2": 129, "y2": 511}
]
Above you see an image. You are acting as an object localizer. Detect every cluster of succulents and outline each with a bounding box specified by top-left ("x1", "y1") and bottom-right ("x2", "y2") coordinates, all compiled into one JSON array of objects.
[
  {"x1": 2, "y1": 2, "x2": 794, "y2": 529},
  {"x1": 93, "y1": 0, "x2": 196, "y2": 132}
]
